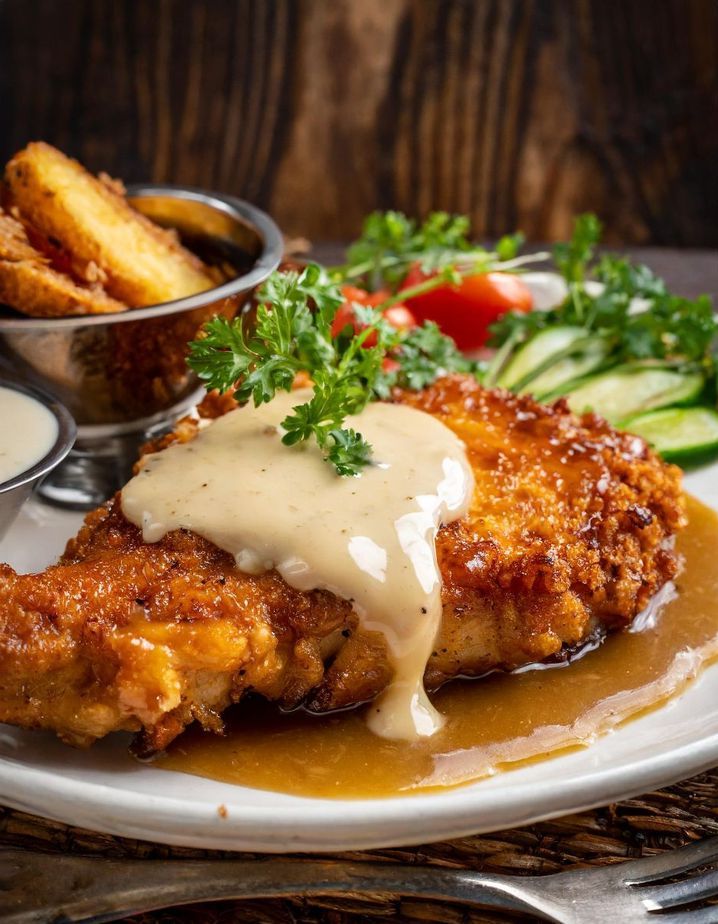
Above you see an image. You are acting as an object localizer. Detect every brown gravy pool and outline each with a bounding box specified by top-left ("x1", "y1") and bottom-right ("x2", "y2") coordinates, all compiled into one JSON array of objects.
[{"x1": 158, "y1": 495, "x2": 718, "y2": 798}]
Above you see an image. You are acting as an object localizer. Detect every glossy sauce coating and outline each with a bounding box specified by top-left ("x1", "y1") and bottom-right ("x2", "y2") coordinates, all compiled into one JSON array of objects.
[{"x1": 159, "y1": 495, "x2": 718, "y2": 797}]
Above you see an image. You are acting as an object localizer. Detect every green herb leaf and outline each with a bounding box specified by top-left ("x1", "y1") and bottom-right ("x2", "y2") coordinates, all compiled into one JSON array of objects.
[
  {"x1": 496, "y1": 232, "x2": 525, "y2": 262},
  {"x1": 375, "y1": 322, "x2": 476, "y2": 397},
  {"x1": 594, "y1": 254, "x2": 667, "y2": 299},
  {"x1": 186, "y1": 316, "x2": 254, "y2": 393},
  {"x1": 553, "y1": 213, "x2": 602, "y2": 283},
  {"x1": 325, "y1": 428, "x2": 374, "y2": 476}
]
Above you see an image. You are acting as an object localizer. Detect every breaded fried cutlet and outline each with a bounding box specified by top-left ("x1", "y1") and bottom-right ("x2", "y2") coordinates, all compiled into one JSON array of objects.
[
  {"x1": 4, "y1": 142, "x2": 217, "y2": 307},
  {"x1": 0, "y1": 377, "x2": 685, "y2": 752},
  {"x1": 0, "y1": 208, "x2": 126, "y2": 316}
]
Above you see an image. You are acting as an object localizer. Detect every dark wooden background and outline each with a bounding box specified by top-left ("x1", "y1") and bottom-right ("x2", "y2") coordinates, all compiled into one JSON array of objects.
[{"x1": 1, "y1": 0, "x2": 717, "y2": 244}]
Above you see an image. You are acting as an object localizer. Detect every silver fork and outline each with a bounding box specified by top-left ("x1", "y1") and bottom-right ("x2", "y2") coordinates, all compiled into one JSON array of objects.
[{"x1": 1, "y1": 838, "x2": 717, "y2": 923}]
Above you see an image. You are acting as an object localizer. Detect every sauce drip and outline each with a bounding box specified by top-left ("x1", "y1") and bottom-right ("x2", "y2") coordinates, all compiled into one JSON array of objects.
[
  {"x1": 121, "y1": 389, "x2": 474, "y2": 740},
  {"x1": 0, "y1": 386, "x2": 58, "y2": 483},
  {"x1": 158, "y1": 496, "x2": 718, "y2": 798}
]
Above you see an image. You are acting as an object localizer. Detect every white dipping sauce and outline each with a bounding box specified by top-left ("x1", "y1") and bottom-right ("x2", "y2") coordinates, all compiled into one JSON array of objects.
[
  {"x1": 121, "y1": 389, "x2": 474, "y2": 741},
  {"x1": 0, "y1": 386, "x2": 58, "y2": 484}
]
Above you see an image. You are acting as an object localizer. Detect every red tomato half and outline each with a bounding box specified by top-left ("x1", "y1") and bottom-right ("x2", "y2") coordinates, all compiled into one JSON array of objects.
[
  {"x1": 381, "y1": 357, "x2": 401, "y2": 373},
  {"x1": 331, "y1": 285, "x2": 417, "y2": 346},
  {"x1": 400, "y1": 266, "x2": 533, "y2": 351}
]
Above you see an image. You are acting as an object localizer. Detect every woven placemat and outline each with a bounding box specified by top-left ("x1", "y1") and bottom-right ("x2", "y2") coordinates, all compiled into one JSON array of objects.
[{"x1": 1, "y1": 767, "x2": 716, "y2": 922}]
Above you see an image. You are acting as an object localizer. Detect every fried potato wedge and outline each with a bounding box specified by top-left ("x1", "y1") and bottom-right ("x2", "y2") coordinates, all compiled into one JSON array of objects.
[
  {"x1": 0, "y1": 209, "x2": 126, "y2": 317},
  {"x1": 4, "y1": 142, "x2": 217, "y2": 307}
]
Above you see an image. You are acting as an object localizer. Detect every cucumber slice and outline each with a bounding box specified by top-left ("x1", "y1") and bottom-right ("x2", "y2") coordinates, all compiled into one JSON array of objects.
[
  {"x1": 563, "y1": 364, "x2": 704, "y2": 425},
  {"x1": 624, "y1": 406, "x2": 718, "y2": 465},
  {"x1": 497, "y1": 327, "x2": 587, "y2": 390},
  {"x1": 483, "y1": 329, "x2": 521, "y2": 387},
  {"x1": 522, "y1": 339, "x2": 611, "y2": 399}
]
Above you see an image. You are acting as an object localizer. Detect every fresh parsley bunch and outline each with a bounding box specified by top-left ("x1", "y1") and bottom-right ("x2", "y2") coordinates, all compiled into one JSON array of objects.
[
  {"x1": 188, "y1": 263, "x2": 471, "y2": 476},
  {"x1": 489, "y1": 214, "x2": 717, "y2": 367}
]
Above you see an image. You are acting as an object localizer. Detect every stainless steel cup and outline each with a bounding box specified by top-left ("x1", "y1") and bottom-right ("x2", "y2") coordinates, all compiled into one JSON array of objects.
[
  {"x1": 0, "y1": 186, "x2": 282, "y2": 508},
  {"x1": 0, "y1": 378, "x2": 76, "y2": 538}
]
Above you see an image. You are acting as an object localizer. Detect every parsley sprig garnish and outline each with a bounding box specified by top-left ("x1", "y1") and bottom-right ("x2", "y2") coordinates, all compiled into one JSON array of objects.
[
  {"x1": 188, "y1": 263, "x2": 472, "y2": 476},
  {"x1": 189, "y1": 211, "x2": 544, "y2": 475}
]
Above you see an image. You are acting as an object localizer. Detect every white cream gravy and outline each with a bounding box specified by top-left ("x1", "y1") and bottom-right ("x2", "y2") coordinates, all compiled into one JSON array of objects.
[
  {"x1": 121, "y1": 389, "x2": 474, "y2": 740},
  {"x1": 0, "y1": 385, "x2": 58, "y2": 484}
]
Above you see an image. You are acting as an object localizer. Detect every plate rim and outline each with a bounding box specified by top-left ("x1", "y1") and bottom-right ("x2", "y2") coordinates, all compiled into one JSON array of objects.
[{"x1": 0, "y1": 713, "x2": 716, "y2": 851}]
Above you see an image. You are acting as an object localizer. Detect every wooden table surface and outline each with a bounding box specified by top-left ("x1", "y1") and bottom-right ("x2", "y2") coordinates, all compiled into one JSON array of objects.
[
  {"x1": 3, "y1": 0, "x2": 717, "y2": 249},
  {"x1": 2, "y1": 245, "x2": 717, "y2": 924}
]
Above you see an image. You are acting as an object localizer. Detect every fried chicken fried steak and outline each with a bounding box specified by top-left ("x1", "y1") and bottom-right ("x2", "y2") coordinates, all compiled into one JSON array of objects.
[{"x1": 0, "y1": 376, "x2": 684, "y2": 752}]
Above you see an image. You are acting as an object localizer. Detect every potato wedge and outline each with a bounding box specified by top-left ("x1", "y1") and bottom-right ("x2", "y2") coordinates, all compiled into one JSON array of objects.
[
  {"x1": 4, "y1": 142, "x2": 217, "y2": 307},
  {"x1": 0, "y1": 209, "x2": 126, "y2": 317}
]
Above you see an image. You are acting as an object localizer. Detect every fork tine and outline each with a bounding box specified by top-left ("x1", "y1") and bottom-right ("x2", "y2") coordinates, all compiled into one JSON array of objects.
[
  {"x1": 642, "y1": 869, "x2": 718, "y2": 911},
  {"x1": 622, "y1": 838, "x2": 718, "y2": 886},
  {"x1": 645, "y1": 907, "x2": 718, "y2": 924}
]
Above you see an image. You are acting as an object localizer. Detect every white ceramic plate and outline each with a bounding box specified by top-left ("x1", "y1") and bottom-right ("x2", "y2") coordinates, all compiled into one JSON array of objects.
[{"x1": 0, "y1": 465, "x2": 716, "y2": 853}]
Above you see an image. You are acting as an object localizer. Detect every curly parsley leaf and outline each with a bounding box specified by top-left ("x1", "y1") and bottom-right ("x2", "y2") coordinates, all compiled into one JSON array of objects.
[
  {"x1": 374, "y1": 322, "x2": 476, "y2": 397},
  {"x1": 325, "y1": 428, "x2": 374, "y2": 476},
  {"x1": 186, "y1": 316, "x2": 254, "y2": 393},
  {"x1": 277, "y1": 344, "x2": 382, "y2": 475}
]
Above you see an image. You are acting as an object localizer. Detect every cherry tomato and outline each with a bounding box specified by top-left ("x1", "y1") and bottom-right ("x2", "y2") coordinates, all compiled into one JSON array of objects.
[
  {"x1": 331, "y1": 285, "x2": 417, "y2": 347},
  {"x1": 330, "y1": 301, "x2": 362, "y2": 338},
  {"x1": 381, "y1": 357, "x2": 401, "y2": 374},
  {"x1": 400, "y1": 266, "x2": 533, "y2": 351}
]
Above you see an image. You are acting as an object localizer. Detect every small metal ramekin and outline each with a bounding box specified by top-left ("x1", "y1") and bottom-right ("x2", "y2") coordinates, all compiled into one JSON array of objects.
[
  {"x1": 0, "y1": 377, "x2": 76, "y2": 538},
  {"x1": 0, "y1": 185, "x2": 282, "y2": 508}
]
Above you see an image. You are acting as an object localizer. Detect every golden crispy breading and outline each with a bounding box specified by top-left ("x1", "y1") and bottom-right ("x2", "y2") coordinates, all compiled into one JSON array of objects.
[
  {"x1": 0, "y1": 208, "x2": 126, "y2": 316},
  {"x1": 0, "y1": 377, "x2": 684, "y2": 752},
  {"x1": 4, "y1": 142, "x2": 216, "y2": 307}
]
